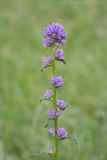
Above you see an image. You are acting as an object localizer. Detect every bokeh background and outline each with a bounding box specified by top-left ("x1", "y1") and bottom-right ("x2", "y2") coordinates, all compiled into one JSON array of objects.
[{"x1": 0, "y1": 0, "x2": 107, "y2": 160}]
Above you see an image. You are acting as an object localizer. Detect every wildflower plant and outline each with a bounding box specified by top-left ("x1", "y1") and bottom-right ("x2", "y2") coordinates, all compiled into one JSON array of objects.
[{"x1": 41, "y1": 23, "x2": 69, "y2": 160}]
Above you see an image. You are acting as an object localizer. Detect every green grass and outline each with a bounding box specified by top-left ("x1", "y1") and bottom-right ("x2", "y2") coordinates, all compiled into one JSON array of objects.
[{"x1": 0, "y1": 0, "x2": 107, "y2": 159}]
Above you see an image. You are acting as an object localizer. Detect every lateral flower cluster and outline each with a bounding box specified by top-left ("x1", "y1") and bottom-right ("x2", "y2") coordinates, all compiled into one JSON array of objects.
[
  {"x1": 41, "y1": 23, "x2": 69, "y2": 157},
  {"x1": 41, "y1": 48, "x2": 65, "y2": 71}
]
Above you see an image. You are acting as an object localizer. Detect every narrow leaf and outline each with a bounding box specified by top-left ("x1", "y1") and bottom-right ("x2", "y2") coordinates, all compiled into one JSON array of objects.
[
  {"x1": 41, "y1": 68, "x2": 43, "y2": 72},
  {"x1": 30, "y1": 151, "x2": 46, "y2": 157},
  {"x1": 44, "y1": 118, "x2": 52, "y2": 128},
  {"x1": 40, "y1": 99, "x2": 43, "y2": 102},
  {"x1": 68, "y1": 137, "x2": 78, "y2": 144},
  {"x1": 62, "y1": 59, "x2": 66, "y2": 64}
]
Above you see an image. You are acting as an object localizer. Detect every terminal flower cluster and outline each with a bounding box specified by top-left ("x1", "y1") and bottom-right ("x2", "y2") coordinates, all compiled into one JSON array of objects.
[{"x1": 43, "y1": 23, "x2": 66, "y2": 47}]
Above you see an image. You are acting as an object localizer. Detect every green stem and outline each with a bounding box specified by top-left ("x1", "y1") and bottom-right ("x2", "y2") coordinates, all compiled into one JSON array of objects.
[{"x1": 52, "y1": 58, "x2": 59, "y2": 160}]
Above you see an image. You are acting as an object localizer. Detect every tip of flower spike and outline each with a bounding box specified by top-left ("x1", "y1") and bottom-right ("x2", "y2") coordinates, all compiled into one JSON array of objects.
[{"x1": 43, "y1": 23, "x2": 66, "y2": 47}]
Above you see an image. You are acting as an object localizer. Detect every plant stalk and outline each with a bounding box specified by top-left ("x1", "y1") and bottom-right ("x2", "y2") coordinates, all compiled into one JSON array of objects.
[{"x1": 52, "y1": 58, "x2": 59, "y2": 160}]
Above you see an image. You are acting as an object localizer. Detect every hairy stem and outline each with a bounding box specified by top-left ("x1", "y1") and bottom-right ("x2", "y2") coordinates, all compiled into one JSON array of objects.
[{"x1": 52, "y1": 58, "x2": 59, "y2": 160}]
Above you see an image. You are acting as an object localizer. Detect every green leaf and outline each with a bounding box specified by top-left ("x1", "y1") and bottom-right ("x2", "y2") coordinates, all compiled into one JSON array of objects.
[
  {"x1": 68, "y1": 137, "x2": 78, "y2": 144},
  {"x1": 62, "y1": 59, "x2": 66, "y2": 64},
  {"x1": 40, "y1": 99, "x2": 43, "y2": 102},
  {"x1": 41, "y1": 68, "x2": 43, "y2": 72},
  {"x1": 30, "y1": 151, "x2": 46, "y2": 157},
  {"x1": 44, "y1": 118, "x2": 52, "y2": 128}
]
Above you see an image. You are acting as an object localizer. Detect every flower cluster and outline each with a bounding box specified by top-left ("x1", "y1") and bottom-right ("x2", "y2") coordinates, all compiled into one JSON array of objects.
[
  {"x1": 56, "y1": 99, "x2": 68, "y2": 110},
  {"x1": 50, "y1": 75, "x2": 64, "y2": 87},
  {"x1": 41, "y1": 23, "x2": 69, "y2": 159},
  {"x1": 41, "y1": 49, "x2": 65, "y2": 70},
  {"x1": 41, "y1": 56, "x2": 53, "y2": 69},
  {"x1": 55, "y1": 49, "x2": 64, "y2": 61},
  {"x1": 48, "y1": 110, "x2": 60, "y2": 119},
  {"x1": 49, "y1": 128, "x2": 68, "y2": 139},
  {"x1": 44, "y1": 90, "x2": 53, "y2": 100},
  {"x1": 43, "y1": 23, "x2": 66, "y2": 47}
]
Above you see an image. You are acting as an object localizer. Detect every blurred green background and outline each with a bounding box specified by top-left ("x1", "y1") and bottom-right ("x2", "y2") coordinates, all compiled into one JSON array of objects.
[{"x1": 0, "y1": 0, "x2": 107, "y2": 159}]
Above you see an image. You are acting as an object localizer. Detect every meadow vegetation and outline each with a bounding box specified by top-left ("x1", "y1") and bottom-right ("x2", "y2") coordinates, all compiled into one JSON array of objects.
[{"x1": 0, "y1": 0, "x2": 107, "y2": 159}]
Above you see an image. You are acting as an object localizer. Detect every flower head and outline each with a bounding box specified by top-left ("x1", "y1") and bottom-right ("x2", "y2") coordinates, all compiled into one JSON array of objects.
[
  {"x1": 42, "y1": 56, "x2": 53, "y2": 69},
  {"x1": 44, "y1": 90, "x2": 53, "y2": 100},
  {"x1": 48, "y1": 110, "x2": 60, "y2": 119},
  {"x1": 56, "y1": 99, "x2": 68, "y2": 110},
  {"x1": 57, "y1": 128, "x2": 68, "y2": 139},
  {"x1": 50, "y1": 76, "x2": 64, "y2": 87},
  {"x1": 43, "y1": 23, "x2": 66, "y2": 47},
  {"x1": 54, "y1": 49, "x2": 64, "y2": 61}
]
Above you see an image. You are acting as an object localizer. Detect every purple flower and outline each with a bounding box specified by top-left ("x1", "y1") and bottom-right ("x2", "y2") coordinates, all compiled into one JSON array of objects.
[
  {"x1": 43, "y1": 23, "x2": 66, "y2": 47},
  {"x1": 54, "y1": 49, "x2": 64, "y2": 61},
  {"x1": 49, "y1": 128, "x2": 68, "y2": 139},
  {"x1": 44, "y1": 90, "x2": 53, "y2": 100},
  {"x1": 57, "y1": 128, "x2": 68, "y2": 139},
  {"x1": 43, "y1": 37, "x2": 54, "y2": 47},
  {"x1": 42, "y1": 56, "x2": 53, "y2": 69},
  {"x1": 50, "y1": 76, "x2": 64, "y2": 87},
  {"x1": 49, "y1": 128, "x2": 54, "y2": 134},
  {"x1": 56, "y1": 99, "x2": 68, "y2": 110},
  {"x1": 48, "y1": 110, "x2": 60, "y2": 119}
]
